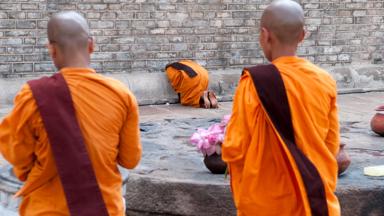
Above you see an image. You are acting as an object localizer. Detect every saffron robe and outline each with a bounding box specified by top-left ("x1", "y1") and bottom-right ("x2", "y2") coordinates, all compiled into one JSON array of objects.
[
  {"x1": 165, "y1": 60, "x2": 209, "y2": 107},
  {"x1": 0, "y1": 68, "x2": 142, "y2": 216},
  {"x1": 222, "y1": 56, "x2": 340, "y2": 216},
  {"x1": 28, "y1": 73, "x2": 109, "y2": 216}
]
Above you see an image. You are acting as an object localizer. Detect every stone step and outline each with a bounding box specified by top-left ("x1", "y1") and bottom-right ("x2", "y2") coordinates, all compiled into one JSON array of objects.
[{"x1": 1, "y1": 64, "x2": 384, "y2": 106}]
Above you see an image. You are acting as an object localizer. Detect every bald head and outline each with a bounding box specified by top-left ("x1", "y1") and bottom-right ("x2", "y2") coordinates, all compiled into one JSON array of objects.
[
  {"x1": 48, "y1": 11, "x2": 90, "y2": 51},
  {"x1": 261, "y1": 0, "x2": 304, "y2": 44}
]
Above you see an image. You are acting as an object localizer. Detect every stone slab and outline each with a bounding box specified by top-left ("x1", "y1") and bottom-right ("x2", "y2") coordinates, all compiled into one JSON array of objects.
[
  {"x1": 0, "y1": 69, "x2": 241, "y2": 106},
  {"x1": 2, "y1": 65, "x2": 384, "y2": 106}
]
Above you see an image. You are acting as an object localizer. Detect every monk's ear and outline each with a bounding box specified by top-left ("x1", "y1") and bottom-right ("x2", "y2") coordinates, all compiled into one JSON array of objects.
[
  {"x1": 47, "y1": 43, "x2": 57, "y2": 58},
  {"x1": 298, "y1": 29, "x2": 305, "y2": 43},
  {"x1": 88, "y1": 37, "x2": 94, "y2": 54},
  {"x1": 260, "y1": 27, "x2": 270, "y2": 44}
]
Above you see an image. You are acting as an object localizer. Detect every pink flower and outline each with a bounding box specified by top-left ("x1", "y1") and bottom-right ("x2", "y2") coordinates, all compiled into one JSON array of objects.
[
  {"x1": 221, "y1": 114, "x2": 231, "y2": 126},
  {"x1": 190, "y1": 115, "x2": 231, "y2": 156}
]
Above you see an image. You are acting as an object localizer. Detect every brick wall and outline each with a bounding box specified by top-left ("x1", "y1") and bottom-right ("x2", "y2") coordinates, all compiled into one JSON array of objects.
[{"x1": 0, "y1": 0, "x2": 383, "y2": 77}]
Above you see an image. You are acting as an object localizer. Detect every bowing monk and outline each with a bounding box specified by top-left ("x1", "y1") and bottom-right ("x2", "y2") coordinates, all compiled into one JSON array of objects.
[
  {"x1": 222, "y1": 1, "x2": 340, "y2": 215},
  {"x1": 165, "y1": 60, "x2": 218, "y2": 108},
  {"x1": 0, "y1": 11, "x2": 141, "y2": 216}
]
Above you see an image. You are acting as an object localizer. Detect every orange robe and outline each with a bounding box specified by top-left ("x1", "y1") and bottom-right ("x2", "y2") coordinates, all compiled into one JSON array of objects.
[
  {"x1": 222, "y1": 56, "x2": 340, "y2": 216},
  {"x1": 166, "y1": 60, "x2": 209, "y2": 107},
  {"x1": 0, "y1": 68, "x2": 142, "y2": 216}
]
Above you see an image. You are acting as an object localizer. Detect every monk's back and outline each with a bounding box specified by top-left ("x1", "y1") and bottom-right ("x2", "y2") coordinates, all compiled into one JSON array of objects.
[
  {"x1": 274, "y1": 56, "x2": 340, "y2": 215},
  {"x1": 12, "y1": 68, "x2": 140, "y2": 216},
  {"x1": 60, "y1": 69, "x2": 139, "y2": 215},
  {"x1": 274, "y1": 56, "x2": 339, "y2": 156},
  {"x1": 64, "y1": 68, "x2": 131, "y2": 148},
  {"x1": 275, "y1": 56, "x2": 336, "y2": 138},
  {"x1": 223, "y1": 56, "x2": 340, "y2": 216}
]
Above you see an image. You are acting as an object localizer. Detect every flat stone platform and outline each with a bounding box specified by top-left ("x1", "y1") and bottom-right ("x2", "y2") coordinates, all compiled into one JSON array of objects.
[
  {"x1": 128, "y1": 92, "x2": 384, "y2": 216},
  {"x1": 0, "y1": 92, "x2": 383, "y2": 215}
]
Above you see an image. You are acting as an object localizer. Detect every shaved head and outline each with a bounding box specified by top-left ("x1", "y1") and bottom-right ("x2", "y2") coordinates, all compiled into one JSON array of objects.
[
  {"x1": 47, "y1": 11, "x2": 94, "y2": 69},
  {"x1": 48, "y1": 11, "x2": 90, "y2": 52},
  {"x1": 261, "y1": 0, "x2": 304, "y2": 44}
]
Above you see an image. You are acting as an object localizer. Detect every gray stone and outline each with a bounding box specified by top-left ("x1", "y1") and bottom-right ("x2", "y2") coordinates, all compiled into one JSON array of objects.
[
  {"x1": 2, "y1": 65, "x2": 384, "y2": 106},
  {"x1": 126, "y1": 175, "x2": 235, "y2": 216},
  {"x1": 123, "y1": 92, "x2": 384, "y2": 216},
  {"x1": 0, "y1": 1, "x2": 382, "y2": 75}
]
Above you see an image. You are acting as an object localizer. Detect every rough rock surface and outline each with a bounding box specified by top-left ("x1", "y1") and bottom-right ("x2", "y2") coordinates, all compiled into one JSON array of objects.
[{"x1": 0, "y1": 92, "x2": 383, "y2": 216}]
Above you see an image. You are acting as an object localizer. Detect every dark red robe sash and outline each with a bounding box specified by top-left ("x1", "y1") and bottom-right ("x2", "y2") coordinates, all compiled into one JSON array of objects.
[
  {"x1": 28, "y1": 73, "x2": 109, "y2": 216},
  {"x1": 165, "y1": 62, "x2": 198, "y2": 78},
  {"x1": 246, "y1": 64, "x2": 329, "y2": 216}
]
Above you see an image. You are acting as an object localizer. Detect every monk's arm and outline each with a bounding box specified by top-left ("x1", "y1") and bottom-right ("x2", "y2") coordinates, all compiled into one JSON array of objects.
[
  {"x1": 325, "y1": 90, "x2": 340, "y2": 156},
  {"x1": 0, "y1": 85, "x2": 36, "y2": 181},
  {"x1": 117, "y1": 93, "x2": 142, "y2": 169},
  {"x1": 222, "y1": 73, "x2": 256, "y2": 167}
]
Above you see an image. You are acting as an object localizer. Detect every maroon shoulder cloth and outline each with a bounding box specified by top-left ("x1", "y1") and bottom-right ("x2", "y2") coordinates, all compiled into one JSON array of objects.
[
  {"x1": 245, "y1": 64, "x2": 329, "y2": 216},
  {"x1": 165, "y1": 62, "x2": 198, "y2": 78},
  {"x1": 28, "y1": 73, "x2": 109, "y2": 216}
]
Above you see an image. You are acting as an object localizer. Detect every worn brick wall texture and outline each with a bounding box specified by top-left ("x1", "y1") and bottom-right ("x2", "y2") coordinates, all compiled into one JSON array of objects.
[{"x1": 0, "y1": 0, "x2": 383, "y2": 77}]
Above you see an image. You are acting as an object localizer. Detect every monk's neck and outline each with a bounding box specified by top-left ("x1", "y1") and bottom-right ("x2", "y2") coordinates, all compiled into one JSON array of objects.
[
  {"x1": 59, "y1": 62, "x2": 90, "y2": 69},
  {"x1": 59, "y1": 55, "x2": 91, "y2": 69},
  {"x1": 270, "y1": 44, "x2": 298, "y2": 62}
]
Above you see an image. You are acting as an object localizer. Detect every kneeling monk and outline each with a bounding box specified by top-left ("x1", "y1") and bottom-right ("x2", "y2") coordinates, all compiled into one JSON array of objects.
[
  {"x1": 0, "y1": 11, "x2": 141, "y2": 216},
  {"x1": 222, "y1": 1, "x2": 340, "y2": 215},
  {"x1": 165, "y1": 60, "x2": 218, "y2": 108}
]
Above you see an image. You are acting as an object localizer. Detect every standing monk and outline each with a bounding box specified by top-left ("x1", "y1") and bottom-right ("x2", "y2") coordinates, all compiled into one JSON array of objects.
[
  {"x1": 165, "y1": 60, "x2": 218, "y2": 108},
  {"x1": 222, "y1": 1, "x2": 340, "y2": 215},
  {"x1": 0, "y1": 11, "x2": 141, "y2": 215}
]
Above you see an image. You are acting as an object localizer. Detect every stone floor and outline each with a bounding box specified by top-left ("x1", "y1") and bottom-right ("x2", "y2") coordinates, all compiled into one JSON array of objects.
[
  {"x1": 124, "y1": 92, "x2": 384, "y2": 215},
  {"x1": 0, "y1": 92, "x2": 384, "y2": 215},
  {"x1": 136, "y1": 92, "x2": 384, "y2": 188}
]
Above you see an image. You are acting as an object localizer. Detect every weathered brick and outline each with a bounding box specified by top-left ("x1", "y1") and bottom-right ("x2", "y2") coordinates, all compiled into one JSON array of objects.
[
  {"x1": 112, "y1": 37, "x2": 135, "y2": 44},
  {"x1": 89, "y1": 21, "x2": 114, "y2": 29},
  {"x1": 101, "y1": 44, "x2": 120, "y2": 52},
  {"x1": 0, "y1": 64, "x2": 11, "y2": 74},
  {"x1": 13, "y1": 63, "x2": 33, "y2": 73},
  {"x1": 103, "y1": 61, "x2": 132, "y2": 70},
  {"x1": 21, "y1": 3, "x2": 39, "y2": 10},
  {"x1": 26, "y1": 12, "x2": 43, "y2": 19},
  {"x1": 0, "y1": 20, "x2": 16, "y2": 29},
  {"x1": 353, "y1": 10, "x2": 367, "y2": 16},
  {"x1": 0, "y1": 38, "x2": 22, "y2": 45},
  {"x1": 34, "y1": 63, "x2": 55, "y2": 72},
  {"x1": 0, "y1": 55, "x2": 23, "y2": 62},
  {"x1": 0, "y1": 0, "x2": 380, "y2": 76},
  {"x1": 0, "y1": 4, "x2": 19, "y2": 10},
  {"x1": 17, "y1": 20, "x2": 36, "y2": 29},
  {"x1": 338, "y1": 54, "x2": 352, "y2": 62}
]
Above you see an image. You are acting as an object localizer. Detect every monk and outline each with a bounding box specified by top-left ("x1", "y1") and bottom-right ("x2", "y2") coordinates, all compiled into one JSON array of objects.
[
  {"x1": 165, "y1": 60, "x2": 218, "y2": 108},
  {"x1": 222, "y1": 1, "x2": 340, "y2": 215},
  {"x1": 0, "y1": 11, "x2": 141, "y2": 215}
]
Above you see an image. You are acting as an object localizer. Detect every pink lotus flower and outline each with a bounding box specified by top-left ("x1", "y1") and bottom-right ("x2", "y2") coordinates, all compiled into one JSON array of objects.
[
  {"x1": 190, "y1": 115, "x2": 231, "y2": 156},
  {"x1": 221, "y1": 114, "x2": 231, "y2": 126}
]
